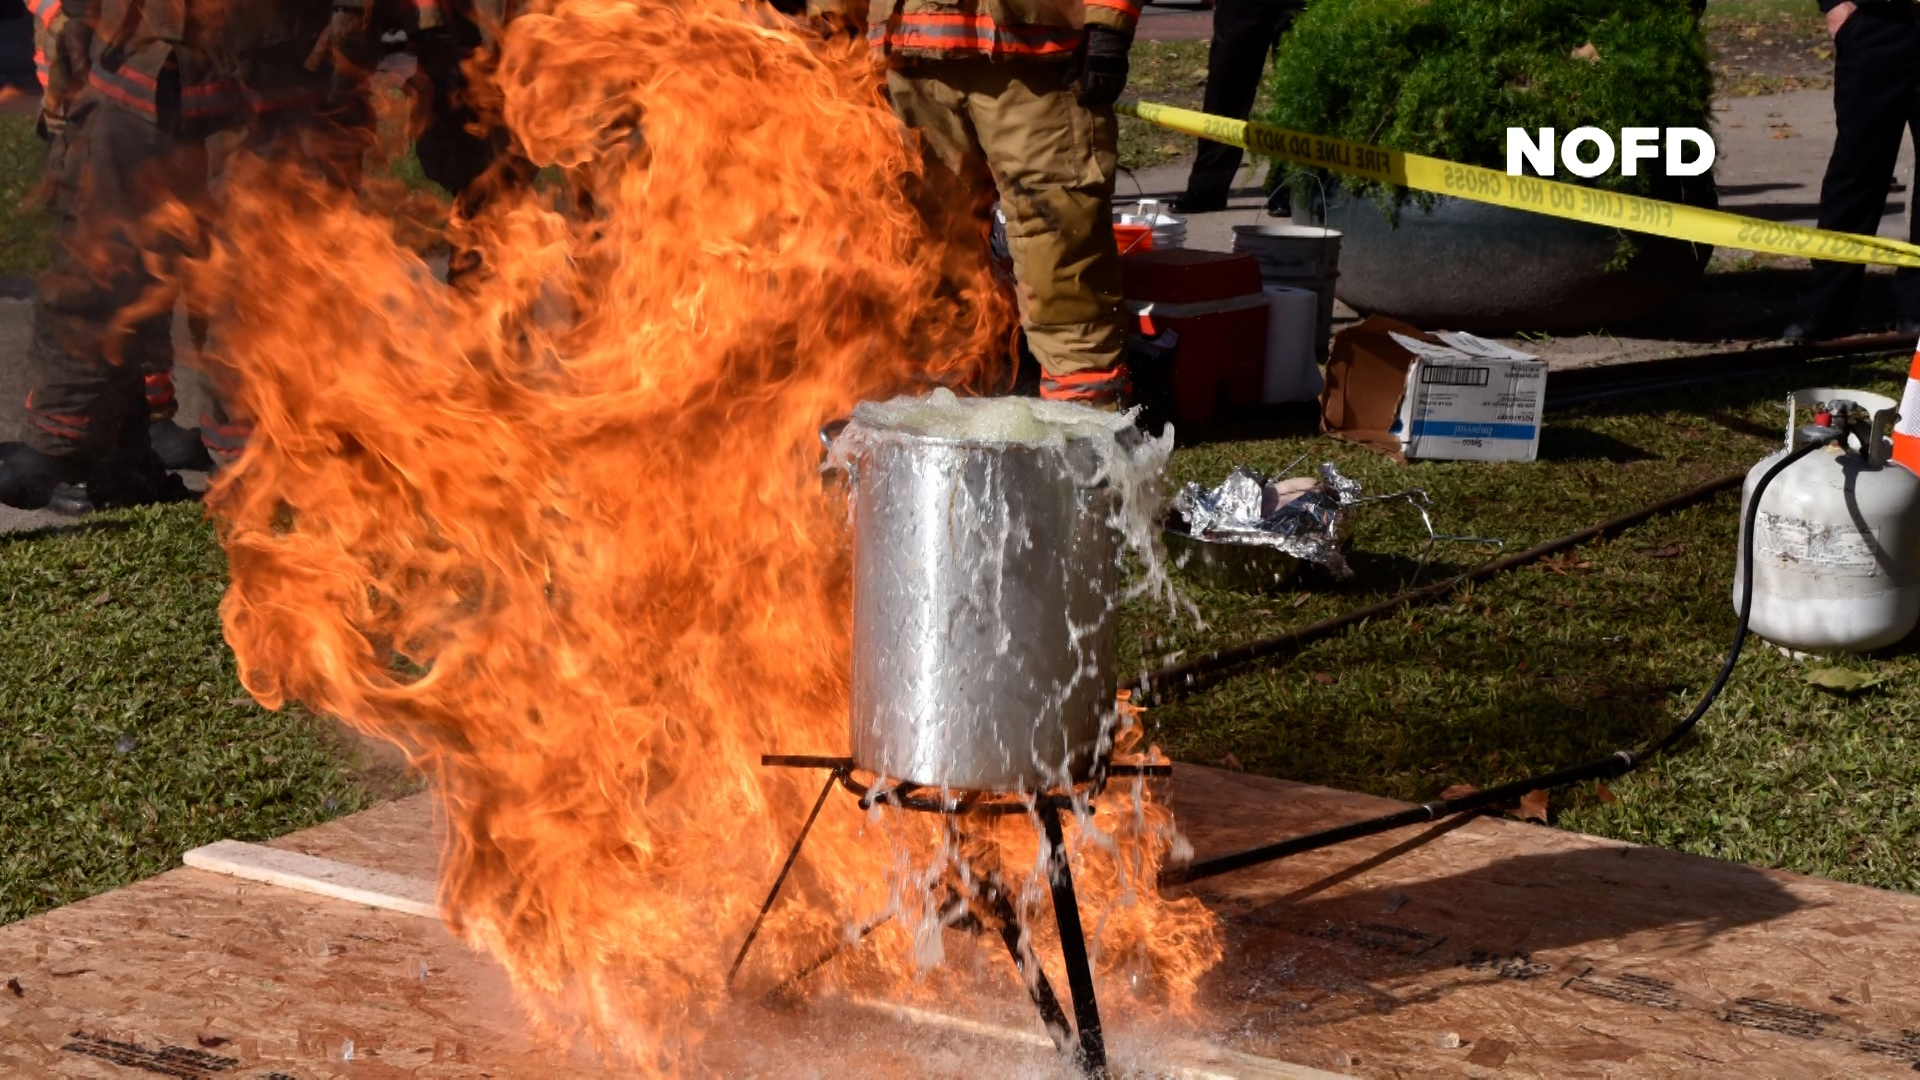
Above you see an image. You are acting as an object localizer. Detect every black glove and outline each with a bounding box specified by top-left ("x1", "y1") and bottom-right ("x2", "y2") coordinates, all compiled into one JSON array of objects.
[{"x1": 1079, "y1": 25, "x2": 1132, "y2": 108}]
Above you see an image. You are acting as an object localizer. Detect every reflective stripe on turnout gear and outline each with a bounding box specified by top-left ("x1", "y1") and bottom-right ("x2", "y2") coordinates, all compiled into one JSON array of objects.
[
  {"x1": 143, "y1": 371, "x2": 176, "y2": 411},
  {"x1": 1040, "y1": 365, "x2": 1131, "y2": 402},
  {"x1": 87, "y1": 65, "x2": 324, "y2": 120},
  {"x1": 845, "y1": 0, "x2": 1138, "y2": 58},
  {"x1": 24, "y1": 391, "x2": 93, "y2": 444},
  {"x1": 25, "y1": 0, "x2": 61, "y2": 28},
  {"x1": 871, "y1": 12, "x2": 1083, "y2": 56},
  {"x1": 197, "y1": 418, "x2": 251, "y2": 451}
]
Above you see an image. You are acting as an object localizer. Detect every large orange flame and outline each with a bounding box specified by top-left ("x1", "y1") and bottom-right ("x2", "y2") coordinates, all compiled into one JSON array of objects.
[{"x1": 171, "y1": 0, "x2": 1217, "y2": 1064}]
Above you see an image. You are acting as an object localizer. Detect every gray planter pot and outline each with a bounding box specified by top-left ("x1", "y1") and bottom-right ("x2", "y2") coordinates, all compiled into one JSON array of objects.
[{"x1": 1307, "y1": 187, "x2": 1714, "y2": 332}]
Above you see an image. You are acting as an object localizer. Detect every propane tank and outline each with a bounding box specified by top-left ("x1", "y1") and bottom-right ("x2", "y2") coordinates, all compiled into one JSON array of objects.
[{"x1": 1733, "y1": 388, "x2": 1920, "y2": 653}]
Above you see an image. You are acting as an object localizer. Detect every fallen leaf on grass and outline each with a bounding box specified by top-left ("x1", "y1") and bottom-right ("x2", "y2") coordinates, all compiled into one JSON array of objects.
[
  {"x1": 1596, "y1": 782, "x2": 1617, "y2": 804},
  {"x1": 1440, "y1": 784, "x2": 1478, "y2": 800},
  {"x1": 1215, "y1": 753, "x2": 1246, "y2": 772},
  {"x1": 1539, "y1": 552, "x2": 1593, "y2": 574},
  {"x1": 1515, "y1": 789, "x2": 1549, "y2": 823},
  {"x1": 1802, "y1": 667, "x2": 1887, "y2": 693},
  {"x1": 1635, "y1": 542, "x2": 1685, "y2": 558},
  {"x1": 1311, "y1": 671, "x2": 1335, "y2": 685},
  {"x1": 1570, "y1": 40, "x2": 1601, "y2": 62}
]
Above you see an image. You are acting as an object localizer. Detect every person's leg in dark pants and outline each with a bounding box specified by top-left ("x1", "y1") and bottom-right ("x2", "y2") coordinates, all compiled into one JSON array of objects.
[
  {"x1": 1790, "y1": 4, "x2": 1920, "y2": 339},
  {"x1": 0, "y1": 95, "x2": 201, "y2": 509},
  {"x1": 1892, "y1": 106, "x2": 1920, "y2": 328},
  {"x1": 1174, "y1": 0, "x2": 1299, "y2": 213}
]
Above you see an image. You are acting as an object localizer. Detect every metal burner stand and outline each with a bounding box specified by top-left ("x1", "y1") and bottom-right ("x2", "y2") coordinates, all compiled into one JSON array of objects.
[{"x1": 728, "y1": 754, "x2": 1170, "y2": 1079}]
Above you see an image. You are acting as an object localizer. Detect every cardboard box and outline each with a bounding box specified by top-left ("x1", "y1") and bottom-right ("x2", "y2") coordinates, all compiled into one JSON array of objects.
[{"x1": 1321, "y1": 316, "x2": 1547, "y2": 462}]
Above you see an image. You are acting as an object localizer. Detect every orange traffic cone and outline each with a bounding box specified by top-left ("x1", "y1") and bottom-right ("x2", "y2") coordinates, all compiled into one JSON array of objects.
[{"x1": 1896, "y1": 342, "x2": 1920, "y2": 474}]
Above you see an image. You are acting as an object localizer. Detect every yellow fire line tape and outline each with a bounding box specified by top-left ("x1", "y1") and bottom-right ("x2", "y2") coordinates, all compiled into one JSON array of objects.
[{"x1": 1118, "y1": 100, "x2": 1920, "y2": 270}]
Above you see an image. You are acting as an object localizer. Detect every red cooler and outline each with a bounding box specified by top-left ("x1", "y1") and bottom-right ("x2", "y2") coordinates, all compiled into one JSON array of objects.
[{"x1": 1121, "y1": 249, "x2": 1269, "y2": 425}]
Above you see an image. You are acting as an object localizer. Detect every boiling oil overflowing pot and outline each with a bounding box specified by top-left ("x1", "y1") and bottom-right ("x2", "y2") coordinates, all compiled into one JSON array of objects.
[{"x1": 831, "y1": 417, "x2": 1122, "y2": 792}]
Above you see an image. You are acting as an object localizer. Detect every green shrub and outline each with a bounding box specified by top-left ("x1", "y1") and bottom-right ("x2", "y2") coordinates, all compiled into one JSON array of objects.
[{"x1": 1259, "y1": 0, "x2": 1714, "y2": 204}]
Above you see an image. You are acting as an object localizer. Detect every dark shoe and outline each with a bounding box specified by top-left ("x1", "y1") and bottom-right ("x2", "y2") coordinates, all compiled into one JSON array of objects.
[
  {"x1": 1265, "y1": 185, "x2": 1294, "y2": 218},
  {"x1": 150, "y1": 420, "x2": 214, "y2": 471},
  {"x1": 1170, "y1": 191, "x2": 1228, "y2": 215},
  {"x1": 0, "y1": 445, "x2": 79, "y2": 511},
  {"x1": 47, "y1": 483, "x2": 93, "y2": 516}
]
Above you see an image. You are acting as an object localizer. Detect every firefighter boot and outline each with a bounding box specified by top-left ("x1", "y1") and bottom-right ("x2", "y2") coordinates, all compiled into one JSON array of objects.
[
  {"x1": 149, "y1": 420, "x2": 214, "y2": 471},
  {"x1": 84, "y1": 425, "x2": 194, "y2": 510},
  {"x1": 0, "y1": 444, "x2": 82, "y2": 510}
]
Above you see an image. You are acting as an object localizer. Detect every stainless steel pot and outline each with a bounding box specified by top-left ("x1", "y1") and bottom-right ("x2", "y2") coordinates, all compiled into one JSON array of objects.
[{"x1": 833, "y1": 420, "x2": 1121, "y2": 792}]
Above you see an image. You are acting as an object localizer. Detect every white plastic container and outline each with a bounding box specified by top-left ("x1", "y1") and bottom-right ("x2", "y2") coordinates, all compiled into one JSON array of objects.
[
  {"x1": 1232, "y1": 224, "x2": 1341, "y2": 359},
  {"x1": 1734, "y1": 388, "x2": 1920, "y2": 653},
  {"x1": 1261, "y1": 285, "x2": 1320, "y2": 403}
]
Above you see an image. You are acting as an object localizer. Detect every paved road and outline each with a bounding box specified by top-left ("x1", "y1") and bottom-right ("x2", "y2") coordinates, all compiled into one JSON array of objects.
[{"x1": 1137, "y1": 0, "x2": 1213, "y2": 42}]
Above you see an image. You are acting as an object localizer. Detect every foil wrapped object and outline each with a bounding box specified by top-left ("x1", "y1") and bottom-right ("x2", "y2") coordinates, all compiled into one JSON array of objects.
[{"x1": 1172, "y1": 463, "x2": 1360, "y2": 577}]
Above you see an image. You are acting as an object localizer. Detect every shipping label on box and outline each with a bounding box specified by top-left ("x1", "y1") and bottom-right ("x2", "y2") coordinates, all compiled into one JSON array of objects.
[{"x1": 1389, "y1": 331, "x2": 1547, "y2": 462}]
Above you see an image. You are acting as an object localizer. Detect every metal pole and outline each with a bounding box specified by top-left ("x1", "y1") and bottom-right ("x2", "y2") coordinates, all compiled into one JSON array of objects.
[
  {"x1": 978, "y1": 876, "x2": 1076, "y2": 1056},
  {"x1": 728, "y1": 767, "x2": 840, "y2": 986},
  {"x1": 1038, "y1": 800, "x2": 1107, "y2": 1078}
]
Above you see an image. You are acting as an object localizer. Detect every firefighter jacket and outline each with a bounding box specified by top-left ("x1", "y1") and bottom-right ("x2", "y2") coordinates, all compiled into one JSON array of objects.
[
  {"x1": 67, "y1": 0, "x2": 437, "y2": 129},
  {"x1": 812, "y1": 0, "x2": 1140, "y2": 62}
]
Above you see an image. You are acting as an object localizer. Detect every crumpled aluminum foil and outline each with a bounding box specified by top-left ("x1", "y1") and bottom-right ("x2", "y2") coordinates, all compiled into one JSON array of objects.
[{"x1": 1171, "y1": 463, "x2": 1361, "y2": 577}]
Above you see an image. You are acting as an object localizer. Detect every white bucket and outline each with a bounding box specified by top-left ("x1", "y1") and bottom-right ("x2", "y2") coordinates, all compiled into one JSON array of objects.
[
  {"x1": 1233, "y1": 225, "x2": 1341, "y2": 359},
  {"x1": 1262, "y1": 285, "x2": 1322, "y2": 403}
]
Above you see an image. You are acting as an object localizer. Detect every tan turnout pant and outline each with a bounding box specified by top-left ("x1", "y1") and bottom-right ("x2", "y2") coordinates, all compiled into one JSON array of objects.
[{"x1": 886, "y1": 58, "x2": 1127, "y2": 378}]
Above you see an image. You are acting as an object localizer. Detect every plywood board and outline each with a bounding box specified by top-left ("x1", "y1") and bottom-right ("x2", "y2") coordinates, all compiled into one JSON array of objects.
[
  {"x1": 2, "y1": 768, "x2": 1918, "y2": 1077},
  {"x1": 181, "y1": 841, "x2": 437, "y2": 920}
]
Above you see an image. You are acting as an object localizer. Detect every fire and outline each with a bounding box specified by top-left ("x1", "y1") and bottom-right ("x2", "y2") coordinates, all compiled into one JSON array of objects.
[{"x1": 169, "y1": 0, "x2": 1218, "y2": 1064}]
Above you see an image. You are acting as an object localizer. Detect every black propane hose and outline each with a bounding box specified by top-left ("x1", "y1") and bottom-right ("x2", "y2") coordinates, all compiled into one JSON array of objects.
[{"x1": 1160, "y1": 431, "x2": 1841, "y2": 889}]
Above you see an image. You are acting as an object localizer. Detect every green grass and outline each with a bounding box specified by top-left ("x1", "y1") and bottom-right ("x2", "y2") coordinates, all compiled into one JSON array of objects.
[
  {"x1": 1123, "y1": 354, "x2": 1920, "y2": 895},
  {"x1": 0, "y1": 113, "x2": 52, "y2": 277},
  {"x1": 1120, "y1": 41, "x2": 1211, "y2": 172},
  {"x1": 0, "y1": 506, "x2": 380, "y2": 924}
]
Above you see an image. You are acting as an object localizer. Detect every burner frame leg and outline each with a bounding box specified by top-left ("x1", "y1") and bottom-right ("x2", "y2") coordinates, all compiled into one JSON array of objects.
[
  {"x1": 975, "y1": 874, "x2": 1076, "y2": 1056},
  {"x1": 729, "y1": 767, "x2": 842, "y2": 986},
  {"x1": 1039, "y1": 799, "x2": 1107, "y2": 1078}
]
